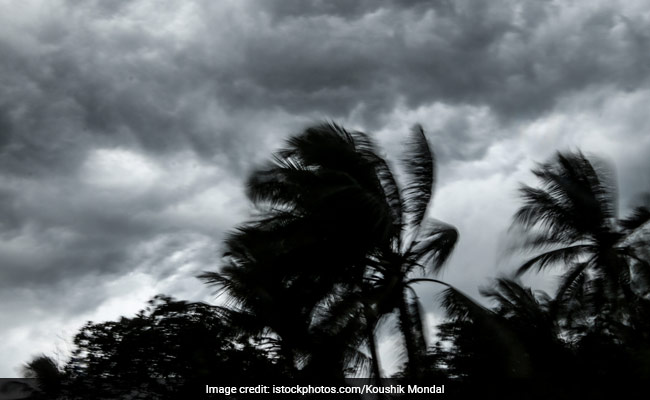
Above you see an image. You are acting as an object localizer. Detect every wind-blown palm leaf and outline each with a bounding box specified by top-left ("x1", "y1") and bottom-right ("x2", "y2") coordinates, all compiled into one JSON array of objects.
[
  {"x1": 401, "y1": 124, "x2": 436, "y2": 227},
  {"x1": 408, "y1": 220, "x2": 458, "y2": 274},
  {"x1": 200, "y1": 267, "x2": 275, "y2": 313},
  {"x1": 279, "y1": 124, "x2": 385, "y2": 198},
  {"x1": 561, "y1": 269, "x2": 588, "y2": 308},
  {"x1": 554, "y1": 261, "x2": 591, "y2": 306},
  {"x1": 481, "y1": 278, "x2": 532, "y2": 313},
  {"x1": 513, "y1": 187, "x2": 583, "y2": 243},
  {"x1": 343, "y1": 128, "x2": 404, "y2": 241},
  {"x1": 511, "y1": 228, "x2": 589, "y2": 254},
  {"x1": 246, "y1": 164, "x2": 319, "y2": 211},
  {"x1": 514, "y1": 152, "x2": 617, "y2": 241},
  {"x1": 367, "y1": 153, "x2": 403, "y2": 241},
  {"x1": 515, "y1": 244, "x2": 592, "y2": 276},
  {"x1": 619, "y1": 205, "x2": 650, "y2": 234},
  {"x1": 537, "y1": 152, "x2": 616, "y2": 228},
  {"x1": 439, "y1": 286, "x2": 492, "y2": 322},
  {"x1": 480, "y1": 278, "x2": 554, "y2": 331},
  {"x1": 210, "y1": 306, "x2": 271, "y2": 340}
]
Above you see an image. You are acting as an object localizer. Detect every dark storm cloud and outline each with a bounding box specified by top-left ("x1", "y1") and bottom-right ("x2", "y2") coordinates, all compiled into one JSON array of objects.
[
  {"x1": 259, "y1": 0, "x2": 435, "y2": 20},
  {"x1": 1, "y1": 0, "x2": 650, "y2": 376},
  {"x1": 0, "y1": 0, "x2": 645, "y2": 288},
  {"x1": 3, "y1": 0, "x2": 648, "y2": 178},
  {"x1": 216, "y1": 0, "x2": 650, "y2": 129}
]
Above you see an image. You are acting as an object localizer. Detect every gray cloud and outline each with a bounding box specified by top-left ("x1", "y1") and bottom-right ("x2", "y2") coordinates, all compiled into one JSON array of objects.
[{"x1": 1, "y1": 0, "x2": 649, "y2": 376}]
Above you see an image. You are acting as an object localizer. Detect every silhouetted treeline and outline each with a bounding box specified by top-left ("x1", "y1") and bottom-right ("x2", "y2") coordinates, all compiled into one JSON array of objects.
[
  {"x1": 15, "y1": 296, "x2": 283, "y2": 399},
  {"x1": 17, "y1": 123, "x2": 650, "y2": 399}
]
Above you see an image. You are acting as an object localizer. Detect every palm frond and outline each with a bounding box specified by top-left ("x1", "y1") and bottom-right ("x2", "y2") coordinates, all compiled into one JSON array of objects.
[
  {"x1": 557, "y1": 152, "x2": 617, "y2": 221},
  {"x1": 560, "y1": 269, "x2": 588, "y2": 310},
  {"x1": 512, "y1": 230, "x2": 577, "y2": 252},
  {"x1": 367, "y1": 153, "x2": 403, "y2": 241},
  {"x1": 439, "y1": 286, "x2": 492, "y2": 322},
  {"x1": 246, "y1": 164, "x2": 317, "y2": 211},
  {"x1": 515, "y1": 244, "x2": 592, "y2": 276},
  {"x1": 554, "y1": 261, "x2": 591, "y2": 304},
  {"x1": 523, "y1": 151, "x2": 616, "y2": 236},
  {"x1": 408, "y1": 220, "x2": 458, "y2": 274},
  {"x1": 620, "y1": 205, "x2": 650, "y2": 233},
  {"x1": 401, "y1": 124, "x2": 436, "y2": 227},
  {"x1": 481, "y1": 278, "x2": 535, "y2": 313},
  {"x1": 513, "y1": 186, "x2": 582, "y2": 243}
]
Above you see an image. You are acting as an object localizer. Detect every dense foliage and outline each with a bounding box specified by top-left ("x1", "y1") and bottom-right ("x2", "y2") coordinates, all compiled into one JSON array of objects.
[{"x1": 19, "y1": 296, "x2": 281, "y2": 399}]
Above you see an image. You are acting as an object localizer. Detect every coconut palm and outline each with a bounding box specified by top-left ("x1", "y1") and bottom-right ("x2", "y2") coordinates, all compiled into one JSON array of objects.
[
  {"x1": 436, "y1": 278, "x2": 582, "y2": 399},
  {"x1": 201, "y1": 123, "x2": 400, "y2": 379},
  {"x1": 201, "y1": 123, "x2": 458, "y2": 378},
  {"x1": 511, "y1": 151, "x2": 650, "y2": 326},
  {"x1": 359, "y1": 124, "x2": 458, "y2": 378}
]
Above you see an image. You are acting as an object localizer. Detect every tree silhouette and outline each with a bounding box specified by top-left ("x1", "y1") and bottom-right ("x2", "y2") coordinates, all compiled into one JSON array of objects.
[
  {"x1": 201, "y1": 123, "x2": 458, "y2": 380},
  {"x1": 4, "y1": 355, "x2": 65, "y2": 399},
  {"x1": 22, "y1": 295, "x2": 281, "y2": 399},
  {"x1": 357, "y1": 125, "x2": 459, "y2": 379},
  {"x1": 19, "y1": 132, "x2": 650, "y2": 398},
  {"x1": 433, "y1": 151, "x2": 650, "y2": 398},
  {"x1": 512, "y1": 151, "x2": 650, "y2": 327}
]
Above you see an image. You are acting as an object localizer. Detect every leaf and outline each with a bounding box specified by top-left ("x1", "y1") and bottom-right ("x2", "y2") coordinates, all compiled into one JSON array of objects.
[
  {"x1": 554, "y1": 261, "x2": 591, "y2": 304},
  {"x1": 439, "y1": 286, "x2": 492, "y2": 322},
  {"x1": 402, "y1": 124, "x2": 436, "y2": 227},
  {"x1": 408, "y1": 220, "x2": 459, "y2": 274},
  {"x1": 620, "y1": 206, "x2": 650, "y2": 232},
  {"x1": 515, "y1": 244, "x2": 592, "y2": 276}
]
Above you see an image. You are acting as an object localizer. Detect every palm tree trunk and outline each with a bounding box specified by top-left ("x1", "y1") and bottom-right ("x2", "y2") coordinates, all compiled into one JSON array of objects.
[
  {"x1": 410, "y1": 294, "x2": 428, "y2": 354},
  {"x1": 397, "y1": 291, "x2": 422, "y2": 377},
  {"x1": 364, "y1": 309, "x2": 382, "y2": 381}
]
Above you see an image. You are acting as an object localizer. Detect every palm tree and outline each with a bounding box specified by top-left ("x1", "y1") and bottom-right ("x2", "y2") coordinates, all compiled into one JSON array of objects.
[
  {"x1": 436, "y1": 278, "x2": 581, "y2": 399},
  {"x1": 356, "y1": 125, "x2": 458, "y2": 378},
  {"x1": 202, "y1": 123, "x2": 401, "y2": 379},
  {"x1": 511, "y1": 151, "x2": 650, "y2": 328},
  {"x1": 201, "y1": 123, "x2": 458, "y2": 378}
]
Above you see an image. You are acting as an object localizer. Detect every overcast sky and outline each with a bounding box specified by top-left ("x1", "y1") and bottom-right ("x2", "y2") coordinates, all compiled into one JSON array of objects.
[{"x1": 1, "y1": 0, "x2": 650, "y2": 377}]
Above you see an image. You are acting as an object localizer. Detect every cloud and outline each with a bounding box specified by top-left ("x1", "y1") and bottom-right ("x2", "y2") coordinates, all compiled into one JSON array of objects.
[{"x1": 1, "y1": 0, "x2": 649, "y2": 376}]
